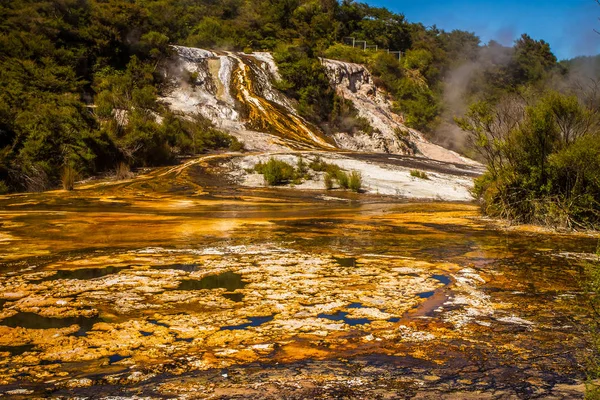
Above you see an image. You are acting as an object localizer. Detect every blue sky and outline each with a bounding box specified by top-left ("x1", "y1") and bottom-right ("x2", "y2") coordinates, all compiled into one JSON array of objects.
[{"x1": 366, "y1": 0, "x2": 600, "y2": 60}]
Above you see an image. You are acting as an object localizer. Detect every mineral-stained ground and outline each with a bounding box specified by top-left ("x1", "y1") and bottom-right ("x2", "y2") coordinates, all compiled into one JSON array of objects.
[{"x1": 0, "y1": 157, "x2": 597, "y2": 399}]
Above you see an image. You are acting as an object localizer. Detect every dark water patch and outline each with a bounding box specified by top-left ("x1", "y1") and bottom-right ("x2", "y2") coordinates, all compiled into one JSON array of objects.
[
  {"x1": 34, "y1": 266, "x2": 127, "y2": 282},
  {"x1": 175, "y1": 336, "x2": 194, "y2": 343},
  {"x1": 0, "y1": 312, "x2": 101, "y2": 336},
  {"x1": 140, "y1": 331, "x2": 153, "y2": 337},
  {"x1": 108, "y1": 354, "x2": 129, "y2": 364},
  {"x1": 387, "y1": 317, "x2": 400, "y2": 323},
  {"x1": 318, "y1": 311, "x2": 372, "y2": 326},
  {"x1": 40, "y1": 359, "x2": 62, "y2": 365},
  {"x1": 223, "y1": 293, "x2": 244, "y2": 302},
  {"x1": 347, "y1": 302, "x2": 365, "y2": 309},
  {"x1": 418, "y1": 291, "x2": 435, "y2": 299},
  {"x1": 433, "y1": 274, "x2": 451, "y2": 285},
  {"x1": 178, "y1": 271, "x2": 246, "y2": 292},
  {"x1": 0, "y1": 344, "x2": 35, "y2": 356},
  {"x1": 148, "y1": 319, "x2": 169, "y2": 328},
  {"x1": 333, "y1": 257, "x2": 357, "y2": 268},
  {"x1": 419, "y1": 223, "x2": 473, "y2": 233},
  {"x1": 220, "y1": 315, "x2": 274, "y2": 331},
  {"x1": 152, "y1": 263, "x2": 199, "y2": 272}
]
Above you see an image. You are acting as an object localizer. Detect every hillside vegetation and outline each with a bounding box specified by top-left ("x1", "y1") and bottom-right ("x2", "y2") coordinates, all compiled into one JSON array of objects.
[{"x1": 1, "y1": 0, "x2": 600, "y2": 227}]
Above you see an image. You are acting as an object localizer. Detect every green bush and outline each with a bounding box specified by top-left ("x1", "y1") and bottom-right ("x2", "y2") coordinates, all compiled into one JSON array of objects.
[
  {"x1": 309, "y1": 156, "x2": 342, "y2": 175},
  {"x1": 324, "y1": 173, "x2": 334, "y2": 190},
  {"x1": 326, "y1": 96, "x2": 376, "y2": 136},
  {"x1": 229, "y1": 137, "x2": 244, "y2": 152},
  {"x1": 309, "y1": 156, "x2": 328, "y2": 172},
  {"x1": 349, "y1": 171, "x2": 362, "y2": 192},
  {"x1": 309, "y1": 157, "x2": 362, "y2": 191},
  {"x1": 254, "y1": 158, "x2": 296, "y2": 186},
  {"x1": 410, "y1": 170, "x2": 429, "y2": 179},
  {"x1": 323, "y1": 44, "x2": 368, "y2": 64},
  {"x1": 296, "y1": 157, "x2": 308, "y2": 177},
  {"x1": 336, "y1": 170, "x2": 349, "y2": 189},
  {"x1": 273, "y1": 44, "x2": 334, "y2": 123},
  {"x1": 463, "y1": 91, "x2": 600, "y2": 229}
]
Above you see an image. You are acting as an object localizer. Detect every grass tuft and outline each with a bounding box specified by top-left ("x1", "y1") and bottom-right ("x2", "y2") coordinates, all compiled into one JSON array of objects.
[{"x1": 410, "y1": 169, "x2": 429, "y2": 180}]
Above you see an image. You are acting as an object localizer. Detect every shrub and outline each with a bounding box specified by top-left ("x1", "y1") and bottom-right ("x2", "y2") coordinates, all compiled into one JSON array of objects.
[
  {"x1": 115, "y1": 162, "x2": 133, "y2": 180},
  {"x1": 324, "y1": 172, "x2": 334, "y2": 190},
  {"x1": 309, "y1": 156, "x2": 343, "y2": 175},
  {"x1": 161, "y1": 112, "x2": 244, "y2": 155},
  {"x1": 229, "y1": 137, "x2": 244, "y2": 152},
  {"x1": 410, "y1": 170, "x2": 429, "y2": 179},
  {"x1": 463, "y1": 91, "x2": 600, "y2": 229},
  {"x1": 61, "y1": 165, "x2": 78, "y2": 191},
  {"x1": 297, "y1": 157, "x2": 308, "y2": 176},
  {"x1": 336, "y1": 170, "x2": 349, "y2": 189},
  {"x1": 349, "y1": 171, "x2": 362, "y2": 192},
  {"x1": 189, "y1": 71, "x2": 199, "y2": 86},
  {"x1": 310, "y1": 157, "x2": 361, "y2": 191},
  {"x1": 323, "y1": 43, "x2": 368, "y2": 64},
  {"x1": 309, "y1": 156, "x2": 328, "y2": 172},
  {"x1": 254, "y1": 158, "x2": 296, "y2": 186},
  {"x1": 273, "y1": 44, "x2": 334, "y2": 123}
]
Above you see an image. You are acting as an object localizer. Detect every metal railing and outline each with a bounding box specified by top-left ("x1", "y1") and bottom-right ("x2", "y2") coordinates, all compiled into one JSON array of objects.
[{"x1": 342, "y1": 37, "x2": 403, "y2": 60}]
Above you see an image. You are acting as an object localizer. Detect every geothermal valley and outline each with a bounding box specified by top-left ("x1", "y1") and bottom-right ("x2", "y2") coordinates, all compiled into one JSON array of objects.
[{"x1": 0, "y1": 46, "x2": 597, "y2": 399}]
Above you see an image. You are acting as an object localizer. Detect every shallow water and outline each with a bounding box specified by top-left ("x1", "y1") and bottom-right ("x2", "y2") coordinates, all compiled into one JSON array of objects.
[
  {"x1": 34, "y1": 266, "x2": 128, "y2": 282},
  {"x1": 0, "y1": 162, "x2": 596, "y2": 398},
  {"x1": 177, "y1": 271, "x2": 246, "y2": 291},
  {"x1": 0, "y1": 312, "x2": 101, "y2": 336}
]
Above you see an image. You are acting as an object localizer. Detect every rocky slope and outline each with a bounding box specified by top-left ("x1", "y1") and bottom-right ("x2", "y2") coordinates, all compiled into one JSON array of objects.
[{"x1": 160, "y1": 46, "x2": 476, "y2": 166}]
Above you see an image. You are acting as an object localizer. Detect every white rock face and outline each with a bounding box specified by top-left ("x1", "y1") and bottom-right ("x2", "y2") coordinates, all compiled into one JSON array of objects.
[
  {"x1": 160, "y1": 46, "x2": 479, "y2": 165},
  {"x1": 161, "y1": 46, "x2": 334, "y2": 150},
  {"x1": 322, "y1": 58, "x2": 479, "y2": 165},
  {"x1": 162, "y1": 46, "x2": 240, "y2": 128}
]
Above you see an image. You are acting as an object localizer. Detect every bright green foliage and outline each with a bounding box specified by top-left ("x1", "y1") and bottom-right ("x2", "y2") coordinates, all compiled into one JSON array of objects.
[
  {"x1": 254, "y1": 158, "x2": 297, "y2": 186},
  {"x1": 336, "y1": 170, "x2": 349, "y2": 189},
  {"x1": 0, "y1": 0, "x2": 240, "y2": 192},
  {"x1": 348, "y1": 171, "x2": 362, "y2": 192},
  {"x1": 296, "y1": 157, "x2": 308, "y2": 176},
  {"x1": 273, "y1": 44, "x2": 334, "y2": 123},
  {"x1": 188, "y1": 17, "x2": 238, "y2": 49},
  {"x1": 324, "y1": 173, "x2": 334, "y2": 190},
  {"x1": 461, "y1": 91, "x2": 600, "y2": 229},
  {"x1": 308, "y1": 156, "x2": 358, "y2": 190},
  {"x1": 323, "y1": 44, "x2": 368, "y2": 64},
  {"x1": 324, "y1": 44, "x2": 440, "y2": 131},
  {"x1": 309, "y1": 156, "x2": 341, "y2": 175},
  {"x1": 512, "y1": 34, "x2": 557, "y2": 84},
  {"x1": 410, "y1": 170, "x2": 429, "y2": 180}
]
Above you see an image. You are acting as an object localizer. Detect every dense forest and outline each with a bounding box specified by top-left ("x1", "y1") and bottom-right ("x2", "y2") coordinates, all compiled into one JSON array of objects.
[{"x1": 1, "y1": 0, "x2": 599, "y2": 228}]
